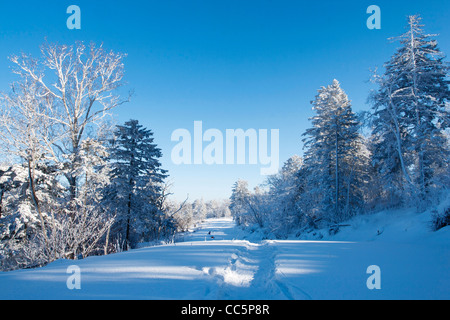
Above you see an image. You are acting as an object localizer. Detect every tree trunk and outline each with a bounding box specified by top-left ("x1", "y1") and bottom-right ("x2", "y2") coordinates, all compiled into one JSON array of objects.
[
  {"x1": 387, "y1": 92, "x2": 414, "y2": 189},
  {"x1": 345, "y1": 164, "x2": 355, "y2": 218},
  {"x1": 104, "y1": 224, "x2": 111, "y2": 255},
  {"x1": 335, "y1": 128, "x2": 340, "y2": 220},
  {"x1": 125, "y1": 189, "x2": 132, "y2": 250},
  {"x1": 27, "y1": 157, "x2": 50, "y2": 251},
  {"x1": 68, "y1": 175, "x2": 77, "y2": 203},
  {"x1": 0, "y1": 189, "x2": 3, "y2": 219}
]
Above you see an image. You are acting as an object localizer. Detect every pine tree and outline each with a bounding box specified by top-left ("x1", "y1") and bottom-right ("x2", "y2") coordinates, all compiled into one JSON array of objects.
[
  {"x1": 107, "y1": 120, "x2": 168, "y2": 249},
  {"x1": 370, "y1": 15, "x2": 450, "y2": 203},
  {"x1": 302, "y1": 80, "x2": 368, "y2": 223},
  {"x1": 229, "y1": 180, "x2": 252, "y2": 226},
  {"x1": 266, "y1": 155, "x2": 303, "y2": 236}
]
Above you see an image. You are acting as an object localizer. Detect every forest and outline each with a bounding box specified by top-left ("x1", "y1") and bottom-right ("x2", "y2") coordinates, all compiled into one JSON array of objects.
[
  {"x1": 0, "y1": 15, "x2": 449, "y2": 271},
  {"x1": 229, "y1": 15, "x2": 450, "y2": 238}
]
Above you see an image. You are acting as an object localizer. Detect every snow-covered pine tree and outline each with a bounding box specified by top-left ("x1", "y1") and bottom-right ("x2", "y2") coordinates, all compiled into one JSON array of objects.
[
  {"x1": 370, "y1": 15, "x2": 450, "y2": 204},
  {"x1": 107, "y1": 119, "x2": 168, "y2": 249},
  {"x1": 266, "y1": 155, "x2": 303, "y2": 236},
  {"x1": 302, "y1": 80, "x2": 368, "y2": 224},
  {"x1": 229, "y1": 180, "x2": 252, "y2": 226}
]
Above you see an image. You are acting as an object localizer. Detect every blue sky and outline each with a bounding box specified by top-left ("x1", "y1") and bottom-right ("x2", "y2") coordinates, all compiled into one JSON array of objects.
[{"x1": 1, "y1": 0, "x2": 449, "y2": 201}]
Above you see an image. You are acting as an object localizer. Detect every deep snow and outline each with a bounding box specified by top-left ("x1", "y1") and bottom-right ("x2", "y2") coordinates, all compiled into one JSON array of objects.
[{"x1": 0, "y1": 212, "x2": 449, "y2": 300}]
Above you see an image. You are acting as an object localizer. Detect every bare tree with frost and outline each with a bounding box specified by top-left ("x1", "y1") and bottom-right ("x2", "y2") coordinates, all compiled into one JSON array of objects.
[
  {"x1": 9, "y1": 41, "x2": 129, "y2": 203},
  {"x1": 0, "y1": 41, "x2": 126, "y2": 269}
]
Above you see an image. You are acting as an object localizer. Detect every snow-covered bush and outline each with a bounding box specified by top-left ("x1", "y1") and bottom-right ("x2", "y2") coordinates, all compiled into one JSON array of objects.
[{"x1": 431, "y1": 193, "x2": 450, "y2": 231}]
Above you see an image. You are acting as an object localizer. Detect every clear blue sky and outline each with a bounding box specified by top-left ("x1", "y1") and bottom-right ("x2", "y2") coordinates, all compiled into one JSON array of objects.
[{"x1": 1, "y1": 0, "x2": 449, "y2": 201}]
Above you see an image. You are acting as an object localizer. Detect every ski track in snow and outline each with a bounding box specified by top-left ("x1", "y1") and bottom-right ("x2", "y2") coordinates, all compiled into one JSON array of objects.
[
  {"x1": 183, "y1": 219, "x2": 320, "y2": 300},
  {"x1": 200, "y1": 240, "x2": 303, "y2": 300}
]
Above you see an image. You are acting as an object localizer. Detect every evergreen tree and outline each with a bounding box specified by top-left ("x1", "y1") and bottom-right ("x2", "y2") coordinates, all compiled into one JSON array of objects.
[
  {"x1": 266, "y1": 155, "x2": 303, "y2": 236},
  {"x1": 229, "y1": 180, "x2": 252, "y2": 226},
  {"x1": 107, "y1": 120, "x2": 168, "y2": 249},
  {"x1": 370, "y1": 15, "x2": 450, "y2": 203},
  {"x1": 302, "y1": 80, "x2": 368, "y2": 223}
]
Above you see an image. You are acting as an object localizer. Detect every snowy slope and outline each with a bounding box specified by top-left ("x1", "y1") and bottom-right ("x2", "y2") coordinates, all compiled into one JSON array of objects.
[
  {"x1": 0, "y1": 217, "x2": 448, "y2": 300},
  {"x1": 295, "y1": 207, "x2": 450, "y2": 244}
]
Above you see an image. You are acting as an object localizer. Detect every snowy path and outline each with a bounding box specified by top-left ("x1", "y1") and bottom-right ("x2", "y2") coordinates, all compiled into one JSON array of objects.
[{"x1": 0, "y1": 218, "x2": 449, "y2": 300}]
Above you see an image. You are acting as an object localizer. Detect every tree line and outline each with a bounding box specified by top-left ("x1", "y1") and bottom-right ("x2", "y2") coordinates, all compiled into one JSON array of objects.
[{"x1": 229, "y1": 15, "x2": 450, "y2": 238}]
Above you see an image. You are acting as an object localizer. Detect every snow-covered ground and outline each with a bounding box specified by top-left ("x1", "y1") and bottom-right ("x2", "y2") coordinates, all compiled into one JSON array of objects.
[{"x1": 0, "y1": 212, "x2": 449, "y2": 300}]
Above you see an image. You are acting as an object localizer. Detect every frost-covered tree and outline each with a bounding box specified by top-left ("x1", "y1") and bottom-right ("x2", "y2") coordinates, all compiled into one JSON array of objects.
[
  {"x1": 370, "y1": 15, "x2": 450, "y2": 204},
  {"x1": 75, "y1": 137, "x2": 111, "y2": 208},
  {"x1": 229, "y1": 180, "x2": 267, "y2": 228},
  {"x1": 205, "y1": 199, "x2": 231, "y2": 219},
  {"x1": 0, "y1": 41, "x2": 128, "y2": 269},
  {"x1": 229, "y1": 180, "x2": 252, "y2": 226},
  {"x1": 170, "y1": 200, "x2": 194, "y2": 232},
  {"x1": 192, "y1": 199, "x2": 207, "y2": 222},
  {"x1": 302, "y1": 80, "x2": 369, "y2": 223},
  {"x1": 0, "y1": 162, "x2": 114, "y2": 270},
  {"x1": 106, "y1": 120, "x2": 169, "y2": 249},
  {"x1": 9, "y1": 42, "x2": 129, "y2": 203},
  {"x1": 0, "y1": 78, "x2": 59, "y2": 249},
  {"x1": 266, "y1": 155, "x2": 304, "y2": 236}
]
